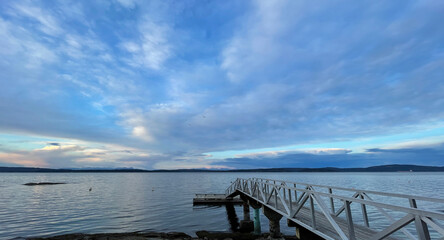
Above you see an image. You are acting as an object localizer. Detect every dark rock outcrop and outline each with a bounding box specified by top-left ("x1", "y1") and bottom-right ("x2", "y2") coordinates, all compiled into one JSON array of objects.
[
  {"x1": 24, "y1": 231, "x2": 303, "y2": 240},
  {"x1": 23, "y1": 182, "x2": 66, "y2": 186},
  {"x1": 26, "y1": 232, "x2": 192, "y2": 240}
]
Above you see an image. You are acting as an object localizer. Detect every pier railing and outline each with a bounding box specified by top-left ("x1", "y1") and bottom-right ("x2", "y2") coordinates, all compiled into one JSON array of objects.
[{"x1": 226, "y1": 178, "x2": 444, "y2": 240}]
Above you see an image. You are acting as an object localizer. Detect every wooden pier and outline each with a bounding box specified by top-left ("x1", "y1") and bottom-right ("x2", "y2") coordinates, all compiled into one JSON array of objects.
[
  {"x1": 193, "y1": 194, "x2": 243, "y2": 205},
  {"x1": 198, "y1": 178, "x2": 444, "y2": 240}
]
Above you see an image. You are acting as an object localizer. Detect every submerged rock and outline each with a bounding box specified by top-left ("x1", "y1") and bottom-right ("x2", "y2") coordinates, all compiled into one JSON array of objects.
[
  {"x1": 196, "y1": 231, "x2": 263, "y2": 240},
  {"x1": 26, "y1": 232, "x2": 192, "y2": 240}
]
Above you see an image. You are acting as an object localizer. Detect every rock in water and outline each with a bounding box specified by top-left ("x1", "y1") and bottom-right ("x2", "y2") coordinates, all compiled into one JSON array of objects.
[{"x1": 23, "y1": 182, "x2": 66, "y2": 186}]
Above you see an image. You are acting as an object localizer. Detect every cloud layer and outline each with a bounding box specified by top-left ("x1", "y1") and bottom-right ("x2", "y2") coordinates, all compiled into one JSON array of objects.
[
  {"x1": 217, "y1": 144, "x2": 444, "y2": 169},
  {"x1": 0, "y1": 0, "x2": 443, "y2": 169}
]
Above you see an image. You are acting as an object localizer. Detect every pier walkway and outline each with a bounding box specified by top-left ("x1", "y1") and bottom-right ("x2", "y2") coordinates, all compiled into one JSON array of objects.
[
  {"x1": 193, "y1": 194, "x2": 243, "y2": 205},
  {"x1": 224, "y1": 178, "x2": 444, "y2": 240}
]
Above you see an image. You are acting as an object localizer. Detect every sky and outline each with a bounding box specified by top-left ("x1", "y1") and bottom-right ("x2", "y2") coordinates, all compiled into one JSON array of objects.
[{"x1": 0, "y1": 0, "x2": 443, "y2": 170}]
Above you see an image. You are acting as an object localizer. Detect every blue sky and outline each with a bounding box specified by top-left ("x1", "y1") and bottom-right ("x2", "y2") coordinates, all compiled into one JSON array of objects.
[{"x1": 0, "y1": 0, "x2": 443, "y2": 169}]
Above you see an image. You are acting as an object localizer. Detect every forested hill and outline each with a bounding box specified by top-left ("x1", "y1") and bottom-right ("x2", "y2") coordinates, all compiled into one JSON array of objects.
[{"x1": 1, "y1": 164, "x2": 444, "y2": 172}]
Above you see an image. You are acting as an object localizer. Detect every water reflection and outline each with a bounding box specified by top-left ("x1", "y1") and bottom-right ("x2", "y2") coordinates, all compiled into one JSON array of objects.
[{"x1": 225, "y1": 203, "x2": 239, "y2": 232}]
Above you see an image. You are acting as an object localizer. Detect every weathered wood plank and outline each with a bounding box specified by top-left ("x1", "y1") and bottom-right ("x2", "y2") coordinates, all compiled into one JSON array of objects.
[{"x1": 193, "y1": 194, "x2": 243, "y2": 205}]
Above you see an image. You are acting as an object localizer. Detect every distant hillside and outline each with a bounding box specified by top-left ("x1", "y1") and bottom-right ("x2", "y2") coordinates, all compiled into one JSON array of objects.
[
  {"x1": 303, "y1": 164, "x2": 444, "y2": 172},
  {"x1": 222, "y1": 164, "x2": 444, "y2": 172},
  {"x1": 0, "y1": 164, "x2": 444, "y2": 172},
  {"x1": 352, "y1": 164, "x2": 444, "y2": 172},
  {"x1": 0, "y1": 167, "x2": 149, "y2": 173}
]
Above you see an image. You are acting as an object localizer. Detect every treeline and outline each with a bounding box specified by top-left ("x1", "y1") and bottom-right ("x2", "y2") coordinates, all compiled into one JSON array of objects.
[{"x1": 1, "y1": 164, "x2": 444, "y2": 172}]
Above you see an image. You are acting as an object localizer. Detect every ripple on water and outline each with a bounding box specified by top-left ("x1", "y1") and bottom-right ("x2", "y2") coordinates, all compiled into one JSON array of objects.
[{"x1": 1, "y1": 172, "x2": 444, "y2": 238}]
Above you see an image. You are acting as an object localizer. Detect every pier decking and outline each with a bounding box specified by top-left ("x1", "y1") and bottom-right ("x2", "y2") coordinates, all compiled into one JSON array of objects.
[
  {"x1": 214, "y1": 178, "x2": 444, "y2": 240},
  {"x1": 193, "y1": 194, "x2": 243, "y2": 205}
]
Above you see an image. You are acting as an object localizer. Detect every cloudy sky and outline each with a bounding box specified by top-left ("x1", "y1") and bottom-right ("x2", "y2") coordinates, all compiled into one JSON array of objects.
[{"x1": 0, "y1": 0, "x2": 443, "y2": 169}]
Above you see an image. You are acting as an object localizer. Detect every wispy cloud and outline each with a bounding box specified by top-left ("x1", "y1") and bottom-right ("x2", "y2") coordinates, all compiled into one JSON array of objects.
[
  {"x1": 115, "y1": 0, "x2": 139, "y2": 9},
  {"x1": 235, "y1": 148, "x2": 352, "y2": 159},
  {"x1": 120, "y1": 19, "x2": 172, "y2": 70},
  {"x1": 0, "y1": 140, "x2": 158, "y2": 169},
  {"x1": 10, "y1": 1, "x2": 63, "y2": 36}
]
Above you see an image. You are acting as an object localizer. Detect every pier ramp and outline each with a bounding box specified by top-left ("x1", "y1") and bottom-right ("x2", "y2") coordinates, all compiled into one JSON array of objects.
[{"x1": 218, "y1": 178, "x2": 444, "y2": 240}]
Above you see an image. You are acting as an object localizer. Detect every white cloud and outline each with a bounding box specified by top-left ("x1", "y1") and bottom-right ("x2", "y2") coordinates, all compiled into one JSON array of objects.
[
  {"x1": 119, "y1": 109, "x2": 155, "y2": 142},
  {"x1": 235, "y1": 150, "x2": 296, "y2": 158},
  {"x1": 235, "y1": 148, "x2": 352, "y2": 158},
  {"x1": 0, "y1": 17, "x2": 57, "y2": 68},
  {"x1": 0, "y1": 152, "x2": 48, "y2": 167},
  {"x1": 12, "y1": 2, "x2": 63, "y2": 36},
  {"x1": 116, "y1": 0, "x2": 139, "y2": 9},
  {"x1": 304, "y1": 148, "x2": 352, "y2": 155},
  {"x1": 0, "y1": 18, "x2": 22, "y2": 56},
  {"x1": 121, "y1": 41, "x2": 140, "y2": 53},
  {"x1": 121, "y1": 19, "x2": 172, "y2": 70},
  {"x1": 221, "y1": 0, "x2": 298, "y2": 82},
  {"x1": 153, "y1": 155, "x2": 233, "y2": 170},
  {"x1": 132, "y1": 126, "x2": 153, "y2": 142},
  {"x1": 40, "y1": 144, "x2": 84, "y2": 152},
  {"x1": 0, "y1": 138, "x2": 159, "y2": 168}
]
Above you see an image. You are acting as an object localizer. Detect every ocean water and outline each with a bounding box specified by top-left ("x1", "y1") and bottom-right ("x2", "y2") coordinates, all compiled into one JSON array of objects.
[{"x1": 1, "y1": 172, "x2": 444, "y2": 239}]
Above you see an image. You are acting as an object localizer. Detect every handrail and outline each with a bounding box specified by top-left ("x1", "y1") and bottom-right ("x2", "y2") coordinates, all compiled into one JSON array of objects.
[
  {"x1": 226, "y1": 178, "x2": 444, "y2": 240},
  {"x1": 251, "y1": 177, "x2": 444, "y2": 204}
]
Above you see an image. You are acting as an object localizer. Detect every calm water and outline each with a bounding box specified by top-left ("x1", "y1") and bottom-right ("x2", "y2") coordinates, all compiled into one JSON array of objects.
[{"x1": 1, "y1": 172, "x2": 444, "y2": 239}]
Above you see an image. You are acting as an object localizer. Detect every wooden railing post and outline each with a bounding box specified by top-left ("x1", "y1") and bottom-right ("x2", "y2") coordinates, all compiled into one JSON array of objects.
[
  {"x1": 275, "y1": 187, "x2": 278, "y2": 207},
  {"x1": 329, "y1": 188, "x2": 335, "y2": 214},
  {"x1": 360, "y1": 193, "x2": 369, "y2": 227},
  {"x1": 288, "y1": 188, "x2": 293, "y2": 213},
  {"x1": 345, "y1": 200, "x2": 356, "y2": 240},
  {"x1": 310, "y1": 194, "x2": 316, "y2": 230},
  {"x1": 409, "y1": 198, "x2": 431, "y2": 240}
]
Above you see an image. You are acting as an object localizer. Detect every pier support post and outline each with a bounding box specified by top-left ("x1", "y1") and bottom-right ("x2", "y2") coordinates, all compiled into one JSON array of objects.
[
  {"x1": 253, "y1": 208, "x2": 261, "y2": 234},
  {"x1": 249, "y1": 200, "x2": 262, "y2": 235},
  {"x1": 287, "y1": 219, "x2": 322, "y2": 240},
  {"x1": 240, "y1": 195, "x2": 251, "y2": 220},
  {"x1": 243, "y1": 201, "x2": 251, "y2": 220},
  {"x1": 263, "y1": 206, "x2": 283, "y2": 238},
  {"x1": 239, "y1": 195, "x2": 254, "y2": 232},
  {"x1": 287, "y1": 219, "x2": 301, "y2": 239}
]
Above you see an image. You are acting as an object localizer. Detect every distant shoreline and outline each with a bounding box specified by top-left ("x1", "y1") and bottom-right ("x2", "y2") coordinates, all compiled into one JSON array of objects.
[{"x1": 1, "y1": 164, "x2": 444, "y2": 173}]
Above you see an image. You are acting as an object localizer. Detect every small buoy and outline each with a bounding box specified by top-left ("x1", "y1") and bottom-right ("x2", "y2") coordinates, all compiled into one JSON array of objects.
[
  {"x1": 152, "y1": 187, "x2": 154, "y2": 191},
  {"x1": 89, "y1": 187, "x2": 92, "y2": 192}
]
